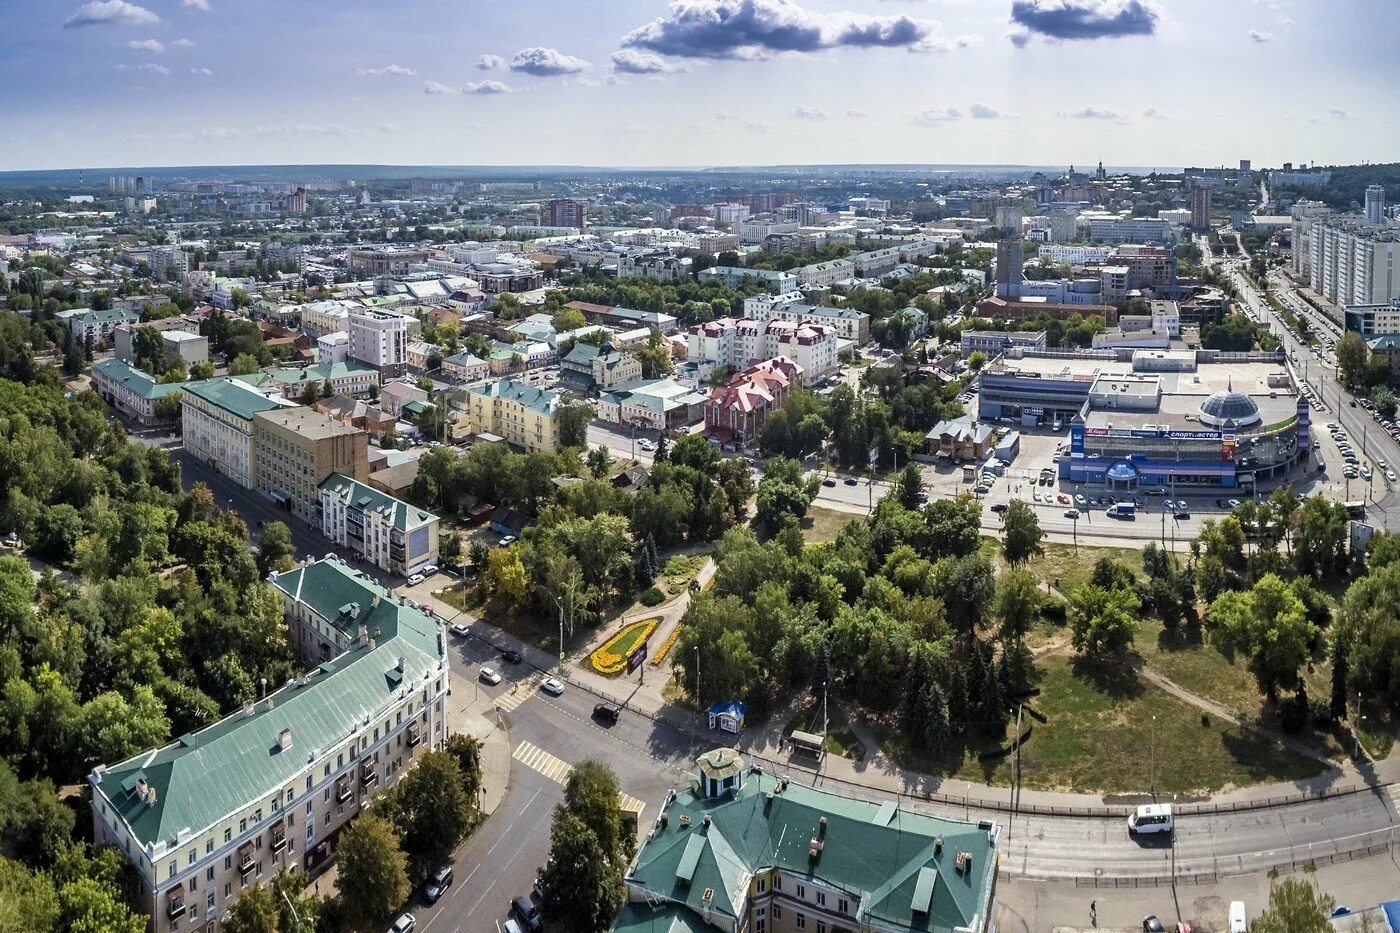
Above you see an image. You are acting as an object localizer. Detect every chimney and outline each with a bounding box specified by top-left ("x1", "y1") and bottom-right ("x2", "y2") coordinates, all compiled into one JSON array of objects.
[
  {"x1": 278, "y1": 728, "x2": 292, "y2": 750},
  {"x1": 396, "y1": 656, "x2": 405, "y2": 673},
  {"x1": 146, "y1": 785, "x2": 158, "y2": 805},
  {"x1": 266, "y1": 697, "x2": 275, "y2": 710},
  {"x1": 243, "y1": 701, "x2": 256, "y2": 718}
]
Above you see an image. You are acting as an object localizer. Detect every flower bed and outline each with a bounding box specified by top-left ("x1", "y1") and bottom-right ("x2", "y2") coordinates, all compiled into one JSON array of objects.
[
  {"x1": 588, "y1": 617, "x2": 660, "y2": 676},
  {"x1": 651, "y1": 624, "x2": 683, "y2": 667}
]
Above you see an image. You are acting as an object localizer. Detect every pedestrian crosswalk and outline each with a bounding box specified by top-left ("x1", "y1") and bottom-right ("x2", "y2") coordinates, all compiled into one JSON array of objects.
[
  {"x1": 494, "y1": 673, "x2": 543, "y2": 713},
  {"x1": 512, "y1": 740, "x2": 647, "y2": 819}
]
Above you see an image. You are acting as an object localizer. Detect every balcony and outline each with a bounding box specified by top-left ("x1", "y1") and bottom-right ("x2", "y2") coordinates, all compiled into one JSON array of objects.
[
  {"x1": 270, "y1": 820, "x2": 286, "y2": 852},
  {"x1": 335, "y1": 775, "x2": 352, "y2": 803},
  {"x1": 237, "y1": 841, "x2": 256, "y2": 874},
  {"x1": 406, "y1": 722, "x2": 421, "y2": 748},
  {"x1": 166, "y1": 885, "x2": 186, "y2": 919},
  {"x1": 360, "y1": 759, "x2": 378, "y2": 787}
]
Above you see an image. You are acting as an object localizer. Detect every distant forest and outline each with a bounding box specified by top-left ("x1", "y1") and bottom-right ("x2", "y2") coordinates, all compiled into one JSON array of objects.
[{"x1": 1274, "y1": 162, "x2": 1400, "y2": 211}]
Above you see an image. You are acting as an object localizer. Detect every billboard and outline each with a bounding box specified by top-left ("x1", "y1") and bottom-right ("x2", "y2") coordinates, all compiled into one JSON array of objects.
[{"x1": 626, "y1": 643, "x2": 648, "y2": 674}]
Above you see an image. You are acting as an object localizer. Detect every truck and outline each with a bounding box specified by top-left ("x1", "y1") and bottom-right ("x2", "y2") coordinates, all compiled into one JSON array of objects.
[{"x1": 1106, "y1": 502, "x2": 1137, "y2": 518}]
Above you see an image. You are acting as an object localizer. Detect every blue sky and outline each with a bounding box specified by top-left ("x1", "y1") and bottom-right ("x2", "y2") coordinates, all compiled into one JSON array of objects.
[{"x1": 1, "y1": 0, "x2": 1395, "y2": 171}]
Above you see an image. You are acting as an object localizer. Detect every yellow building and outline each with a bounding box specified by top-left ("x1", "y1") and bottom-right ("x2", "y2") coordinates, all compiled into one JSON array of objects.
[{"x1": 461, "y1": 378, "x2": 569, "y2": 453}]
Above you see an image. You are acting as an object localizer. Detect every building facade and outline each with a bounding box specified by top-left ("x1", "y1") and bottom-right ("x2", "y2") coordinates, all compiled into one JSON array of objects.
[
  {"x1": 252, "y1": 407, "x2": 369, "y2": 524},
  {"x1": 348, "y1": 309, "x2": 409, "y2": 376},
  {"x1": 319, "y1": 473, "x2": 438, "y2": 575},
  {"x1": 462, "y1": 378, "x2": 567, "y2": 452},
  {"x1": 89, "y1": 557, "x2": 449, "y2": 933},
  {"x1": 91, "y1": 359, "x2": 186, "y2": 425},
  {"x1": 181, "y1": 379, "x2": 295, "y2": 487}
]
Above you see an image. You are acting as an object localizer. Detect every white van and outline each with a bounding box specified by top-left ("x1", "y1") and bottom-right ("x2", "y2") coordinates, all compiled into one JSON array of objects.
[
  {"x1": 1228, "y1": 901, "x2": 1247, "y2": 933},
  {"x1": 1127, "y1": 803, "x2": 1173, "y2": 835}
]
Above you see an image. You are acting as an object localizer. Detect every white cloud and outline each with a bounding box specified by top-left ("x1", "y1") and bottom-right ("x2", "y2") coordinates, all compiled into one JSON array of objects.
[
  {"x1": 1248, "y1": 29, "x2": 1272, "y2": 42},
  {"x1": 171, "y1": 38, "x2": 195, "y2": 48},
  {"x1": 969, "y1": 102, "x2": 1004, "y2": 119},
  {"x1": 846, "y1": 109, "x2": 868, "y2": 118},
  {"x1": 138, "y1": 62, "x2": 169, "y2": 75},
  {"x1": 423, "y1": 81, "x2": 457, "y2": 95},
  {"x1": 180, "y1": 0, "x2": 211, "y2": 10},
  {"x1": 1330, "y1": 108, "x2": 1351, "y2": 119},
  {"x1": 509, "y1": 47, "x2": 591, "y2": 76},
  {"x1": 464, "y1": 80, "x2": 512, "y2": 95},
  {"x1": 911, "y1": 32, "x2": 982, "y2": 53},
  {"x1": 476, "y1": 54, "x2": 505, "y2": 70},
  {"x1": 127, "y1": 38, "x2": 164, "y2": 53},
  {"x1": 1142, "y1": 106, "x2": 1164, "y2": 118},
  {"x1": 357, "y1": 64, "x2": 416, "y2": 77},
  {"x1": 202, "y1": 123, "x2": 350, "y2": 140},
  {"x1": 913, "y1": 106, "x2": 962, "y2": 125},
  {"x1": 792, "y1": 106, "x2": 829, "y2": 120},
  {"x1": 611, "y1": 49, "x2": 685, "y2": 74},
  {"x1": 189, "y1": 66, "x2": 212, "y2": 75},
  {"x1": 715, "y1": 111, "x2": 771, "y2": 132},
  {"x1": 64, "y1": 0, "x2": 160, "y2": 27},
  {"x1": 1060, "y1": 105, "x2": 1124, "y2": 120}
]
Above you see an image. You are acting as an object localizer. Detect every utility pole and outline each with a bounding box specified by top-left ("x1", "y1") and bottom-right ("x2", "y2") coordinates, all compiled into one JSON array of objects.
[
  {"x1": 695, "y1": 646, "x2": 701, "y2": 709},
  {"x1": 1150, "y1": 714, "x2": 1157, "y2": 797}
]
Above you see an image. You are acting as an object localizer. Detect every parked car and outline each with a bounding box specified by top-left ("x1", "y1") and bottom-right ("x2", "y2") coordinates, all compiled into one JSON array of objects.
[
  {"x1": 1063, "y1": 508, "x2": 1079, "y2": 519},
  {"x1": 479, "y1": 667, "x2": 502, "y2": 686},
  {"x1": 420, "y1": 564, "x2": 439, "y2": 576},
  {"x1": 407, "y1": 573, "x2": 425, "y2": 586},
  {"x1": 501, "y1": 648, "x2": 523, "y2": 664},
  {"x1": 1228, "y1": 900, "x2": 1247, "y2": 933},
  {"x1": 423, "y1": 866, "x2": 453, "y2": 903},
  {"x1": 593, "y1": 702, "x2": 621, "y2": 724},
  {"x1": 512, "y1": 896, "x2": 544, "y2": 932},
  {"x1": 389, "y1": 914, "x2": 416, "y2": 933},
  {"x1": 990, "y1": 503, "x2": 1008, "y2": 514},
  {"x1": 497, "y1": 535, "x2": 517, "y2": 547},
  {"x1": 1227, "y1": 499, "x2": 1241, "y2": 509},
  {"x1": 541, "y1": 678, "x2": 565, "y2": 697},
  {"x1": 1174, "y1": 510, "x2": 1190, "y2": 521},
  {"x1": 449, "y1": 622, "x2": 470, "y2": 637}
]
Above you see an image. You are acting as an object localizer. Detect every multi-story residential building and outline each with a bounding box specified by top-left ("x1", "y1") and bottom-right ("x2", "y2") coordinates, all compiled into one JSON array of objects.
[
  {"x1": 405, "y1": 340, "x2": 441, "y2": 371},
  {"x1": 1346, "y1": 298, "x2": 1400, "y2": 337},
  {"x1": 252, "y1": 406, "x2": 369, "y2": 525},
  {"x1": 148, "y1": 245, "x2": 190, "y2": 281},
  {"x1": 58, "y1": 307, "x2": 139, "y2": 347},
  {"x1": 1309, "y1": 219, "x2": 1400, "y2": 307},
  {"x1": 1366, "y1": 185, "x2": 1389, "y2": 225},
  {"x1": 703, "y1": 357, "x2": 799, "y2": 444},
  {"x1": 597, "y1": 378, "x2": 707, "y2": 432},
  {"x1": 462, "y1": 378, "x2": 568, "y2": 452},
  {"x1": 346, "y1": 247, "x2": 428, "y2": 276},
  {"x1": 317, "y1": 331, "x2": 349, "y2": 364},
  {"x1": 789, "y1": 258, "x2": 856, "y2": 287},
  {"x1": 545, "y1": 198, "x2": 588, "y2": 229},
  {"x1": 1110, "y1": 245, "x2": 1178, "y2": 292},
  {"x1": 348, "y1": 309, "x2": 410, "y2": 376},
  {"x1": 687, "y1": 316, "x2": 838, "y2": 382},
  {"x1": 734, "y1": 219, "x2": 799, "y2": 245},
  {"x1": 559, "y1": 342, "x2": 644, "y2": 392},
  {"x1": 89, "y1": 556, "x2": 449, "y2": 933},
  {"x1": 697, "y1": 266, "x2": 799, "y2": 294},
  {"x1": 297, "y1": 300, "x2": 355, "y2": 337},
  {"x1": 1039, "y1": 244, "x2": 1112, "y2": 266},
  {"x1": 612, "y1": 748, "x2": 999, "y2": 933},
  {"x1": 713, "y1": 203, "x2": 751, "y2": 226},
  {"x1": 1048, "y1": 207, "x2": 1080, "y2": 242},
  {"x1": 1269, "y1": 168, "x2": 1332, "y2": 187},
  {"x1": 744, "y1": 293, "x2": 870, "y2": 344},
  {"x1": 1289, "y1": 200, "x2": 1333, "y2": 278},
  {"x1": 182, "y1": 378, "x2": 296, "y2": 487},
  {"x1": 618, "y1": 252, "x2": 689, "y2": 281},
  {"x1": 255, "y1": 361, "x2": 380, "y2": 400},
  {"x1": 1085, "y1": 217, "x2": 1176, "y2": 244},
  {"x1": 378, "y1": 381, "x2": 430, "y2": 419},
  {"x1": 319, "y1": 473, "x2": 438, "y2": 575},
  {"x1": 441, "y1": 351, "x2": 490, "y2": 383},
  {"x1": 91, "y1": 359, "x2": 187, "y2": 425},
  {"x1": 1367, "y1": 333, "x2": 1400, "y2": 379},
  {"x1": 114, "y1": 317, "x2": 209, "y2": 368},
  {"x1": 995, "y1": 239, "x2": 1024, "y2": 299},
  {"x1": 1191, "y1": 185, "x2": 1212, "y2": 232}
]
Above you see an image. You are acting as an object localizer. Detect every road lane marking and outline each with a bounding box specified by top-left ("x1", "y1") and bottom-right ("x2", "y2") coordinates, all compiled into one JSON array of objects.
[
  {"x1": 496, "y1": 673, "x2": 544, "y2": 713},
  {"x1": 512, "y1": 740, "x2": 647, "y2": 819}
]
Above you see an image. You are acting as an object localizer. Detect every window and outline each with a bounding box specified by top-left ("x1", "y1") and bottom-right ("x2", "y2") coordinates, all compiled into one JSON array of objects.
[
  {"x1": 169, "y1": 861, "x2": 177, "y2": 879},
  {"x1": 207, "y1": 894, "x2": 215, "y2": 913},
  {"x1": 756, "y1": 920, "x2": 765, "y2": 933},
  {"x1": 816, "y1": 924, "x2": 826, "y2": 933},
  {"x1": 773, "y1": 906, "x2": 782, "y2": 921},
  {"x1": 224, "y1": 856, "x2": 231, "y2": 870},
  {"x1": 796, "y1": 884, "x2": 806, "y2": 899},
  {"x1": 189, "y1": 851, "x2": 196, "y2": 865},
  {"x1": 756, "y1": 878, "x2": 766, "y2": 894},
  {"x1": 205, "y1": 840, "x2": 213, "y2": 855},
  {"x1": 239, "y1": 819, "x2": 246, "y2": 833},
  {"x1": 816, "y1": 892, "x2": 825, "y2": 907},
  {"x1": 224, "y1": 828, "x2": 231, "y2": 843},
  {"x1": 206, "y1": 867, "x2": 214, "y2": 882},
  {"x1": 837, "y1": 898, "x2": 848, "y2": 914},
  {"x1": 796, "y1": 915, "x2": 806, "y2": 930}
]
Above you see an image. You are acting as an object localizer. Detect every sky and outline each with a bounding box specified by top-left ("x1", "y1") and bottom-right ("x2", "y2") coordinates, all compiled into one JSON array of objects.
[{"x1": 1, "y1": 0, "x2": 1396, "y2": 172}]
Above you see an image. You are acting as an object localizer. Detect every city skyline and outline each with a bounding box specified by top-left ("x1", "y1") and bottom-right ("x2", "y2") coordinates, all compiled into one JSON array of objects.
[{"x1": 3, "y1": 0, "x2": 1397, "y2": 172}]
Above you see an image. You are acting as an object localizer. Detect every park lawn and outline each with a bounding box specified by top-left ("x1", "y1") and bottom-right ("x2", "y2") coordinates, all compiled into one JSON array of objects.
[
  {"x1": 881, "y1": 654, "x2": 1327, "y2": 795},
  {"x1": 802, "y1": 506, "x2": 859, "y2": 544},
  {"x1": 783, "y1": 704, "x2": 865, "y2": 761},
  {"x1": 1031, "y1": 542, "x2": 1145, "y2": 595},
  {"x1": 659, "y1": 553, "x2": 706, "y2": 595}
]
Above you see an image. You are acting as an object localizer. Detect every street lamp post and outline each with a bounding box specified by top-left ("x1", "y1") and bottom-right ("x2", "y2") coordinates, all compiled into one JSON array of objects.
[
  {"x1": 694, "y1": 646, "x2": 701, "y2": 709},
  {"x1": 1149, "y1": 714, "x2": 1157, "y2": 797}
]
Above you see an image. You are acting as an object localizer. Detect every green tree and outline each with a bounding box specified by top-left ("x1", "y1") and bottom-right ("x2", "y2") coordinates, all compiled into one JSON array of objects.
[
  {"x1": 1208, "y1": 573, "x2": 1316, "y2": 700},
  {"x1": 1374, "y1": 386, "x2": 1398, "y2": 421},
  {"x1": 894, "y1": 462, "x2": 923, "y2": 510},
  {"x1": 1337, "y1": 331, "x2": 1369, "y2": 386},
  {"x1": 255, "y1": 521, "x2": 295, "y2": 575},
  {"x1": 483, "y1": 547, "x2": 528, "y2": 611},
  {"x1": 995, "y1": 565, "x2": 1043, "y2": 655},
  {"x1": 586, "y1": 445, "x2": 614, "y2": 478},
  {"x1": 394, "y1": 750, "x2": 475, "y2": 878},
  {"x1": 552, "y1": 307, "x2": 586, "y2": 332},
  {"x1": 228, "y1": 353, "x2": 261, "y2": 376},
  {"x1": 557, "y1": 400, "x2": 592, "y2": 449},
  {"x1": 1068, "y1": 583, "x2": 1141, "y2": 658},
  {"x1": 537, "y1": 811, "x2": 625, "y2": 933},
  {"x1": 1252, "y1": 878, "x2": 1335, "y2": 933},
  {"x1": 1000, "y1": 499, "x2": 1044, "y2": 564},
  {"x1": 190, "y1": 360, "x2": 216, "y2": 380},
  {"x1": 335, "y1": 814, "x2": 408, "y2": 928},
  {"x1": 935, "y1": 553, "x2": 995, "y2": 642},
  {"x1": 223, "y1": 883, "x2": 280, "y2": 933}
]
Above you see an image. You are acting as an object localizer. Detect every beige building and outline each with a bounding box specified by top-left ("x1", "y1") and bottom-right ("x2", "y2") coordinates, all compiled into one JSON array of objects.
[
  {"x1": 252, "y1": 407, "x2": 368, "y2": 524},
  {"x1": 182, "y1": 378, "x2": 297, "y2": 488},
  {"x1": 88, "y1": 557, "x2": 449, "y2": 933},
  {"x1": 461, "y1": 378, "x2": 569, "y2": 452}
]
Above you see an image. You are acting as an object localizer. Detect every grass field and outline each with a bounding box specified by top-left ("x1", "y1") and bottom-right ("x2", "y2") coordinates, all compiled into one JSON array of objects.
[
  {"x1": 802, "y1": 505, "x2": 859, "y2": 544},
  {"x1": 783, "y1": 704, "x2": 865, "y2": 760},
  {"x1": 1031, "y1": 542, "x2": 1145, "y2": 594},
  {"x1": 659, "y1": 554, "x2": 705, "y2": 595},
  {"x1": 881, "y1": 654, "x2": 1328, "y2": 794}
]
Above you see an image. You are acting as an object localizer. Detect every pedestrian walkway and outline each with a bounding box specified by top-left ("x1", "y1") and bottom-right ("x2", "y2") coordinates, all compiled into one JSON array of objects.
[
  {"x1": 512, "y1": 739, "x2": 648, "y2": 817},
  {"x1": 495, "y1": 672, "x2": 543, "y2": 713}
]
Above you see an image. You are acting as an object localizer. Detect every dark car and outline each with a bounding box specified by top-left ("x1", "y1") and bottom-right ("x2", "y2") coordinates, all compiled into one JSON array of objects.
[
  {"x1": 1143, "y1": 917, "x2": 1167, "y2": 933},
  {"x1": 1174, "y1": 510, "x2": 1190, "y2": 521},
  {"x1": 844, "y1": 477, "x2": 858, "y2": 486},
  {"x1": 423, "y1": 865, "x2": 453, "y2": 903},
  {"x1": 990, "y1": 503, "x2": 1008, "y2": 513},
  {"x1": 512, "y1": 896, "x2": 543, "y2": 932},
  {"x1": 593, "y1": 702, "x2": 621, "y2": 724},
  {"x1": 821, "y1": 479, "x2": 835, "y2": 487},
  {"x1": 501, "y1": 648, "x2": 523, "y2": 664}
]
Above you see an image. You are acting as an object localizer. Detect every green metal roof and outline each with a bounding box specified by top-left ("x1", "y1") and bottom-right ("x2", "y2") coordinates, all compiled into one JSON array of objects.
[
  {"x1": 469, "y1": 378, "x2": 563, "y2": 416},
  {"x1": 263, "y1": 361, "x2": 377, "y2": 387},
  {"x1": 181, "y1": 377, "x2": 291, "y2": 420},
  {"x1": 92, "y1": 559, "x2": 445, "y2": 851},
  {"x1": 609, "y1": 903, "x2": 714, "y2": 933},
  {"x1": 92, "y1": 358, "x2": 186, "y2": 401},
  {"x1": 318, "y1": 473, "x2": 436, "y2": 532},
  {"x1": 619, "y1": 769, "x2": 997, "y2": 933}
]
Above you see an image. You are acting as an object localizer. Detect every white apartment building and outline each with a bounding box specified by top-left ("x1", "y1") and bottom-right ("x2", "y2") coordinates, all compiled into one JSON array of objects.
[
  {"x1": 713, "y1": 203, "x2": 751, "y2": 225},
  {"x1": 1344, "y1": 299, "x2": 1400, "y2": 337},
  {"x1": 744, "y1": 293, "x2": 870, "y2": 344},
  {"x1": 319, "y1": 474, "x2": 439, "y2": 575},
  {"x1": 1290, "y1": 200, "x2": 1333, "y2": 277},
  {"x1": 687, "y1": 317, "x2": 838, "y2": 382},
  {"x1": 317, "y1": 331, "x2": 349, "y2": 364},
  {"x1": 1308, "y1": 219, "x2": 1400, "y2": 307},
  {"x1": 58, "y1": 307, "x2": 139, "y2": 347},
  {"x1": 696, "y1": 266, "x2": 798, "y2": 295},
  {"x1": 348, "y1": 309, "x2": 410, "y2": 375},
  {"x1": 180, "y1": 378, "x2": 295, "y2": 487},
  {"x1": 1039, "y1": 244, "x2": 1112, "y2": 266},
  {"x1": 149, "y1": 245, "x2": 190, "y2": 281},
  {"x1": 298, "y1": 300, "x2": 354, "y2": 337},
  {"x1": 1086, "y1": 217, "x2": 1176, "y2": 244},
  {"x1": 734, "y1": 219, "x2": 799, "y2": 245},
  {"x1": 89, "y1": 557, "x2": 449, "y2": 933}
]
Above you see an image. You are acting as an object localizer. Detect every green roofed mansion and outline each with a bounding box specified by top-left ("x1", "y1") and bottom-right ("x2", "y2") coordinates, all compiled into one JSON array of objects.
[
  {"x1": 318, "y1": 472, "x2": 439, "y2": 576},
  {"x1": 88, "y1": 557, "x2": 450, "y2": 933},
  {"x1": 614, "y1": 749, "x2": 998, "y2": 933}
]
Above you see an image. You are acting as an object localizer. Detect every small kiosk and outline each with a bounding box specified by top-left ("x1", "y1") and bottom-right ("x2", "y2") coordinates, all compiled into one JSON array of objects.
[{"x1": 707, "y1": 700, "x2": 746, "y2": 734}]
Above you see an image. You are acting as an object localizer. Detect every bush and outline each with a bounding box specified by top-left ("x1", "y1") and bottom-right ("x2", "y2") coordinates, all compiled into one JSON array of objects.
[
  {"x1": 1280, "y1": 695, "x2": 1309, "y2": 734},
  {"x1": 1200, "y1": 712, "x2": 1211, "y2": 727},
  {"x1": 1309, "y1": 698, "x2": 1335, "y2": 728},
  {"x1": 639, "y1": 587, "x2": 665, "y2": 607}
]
